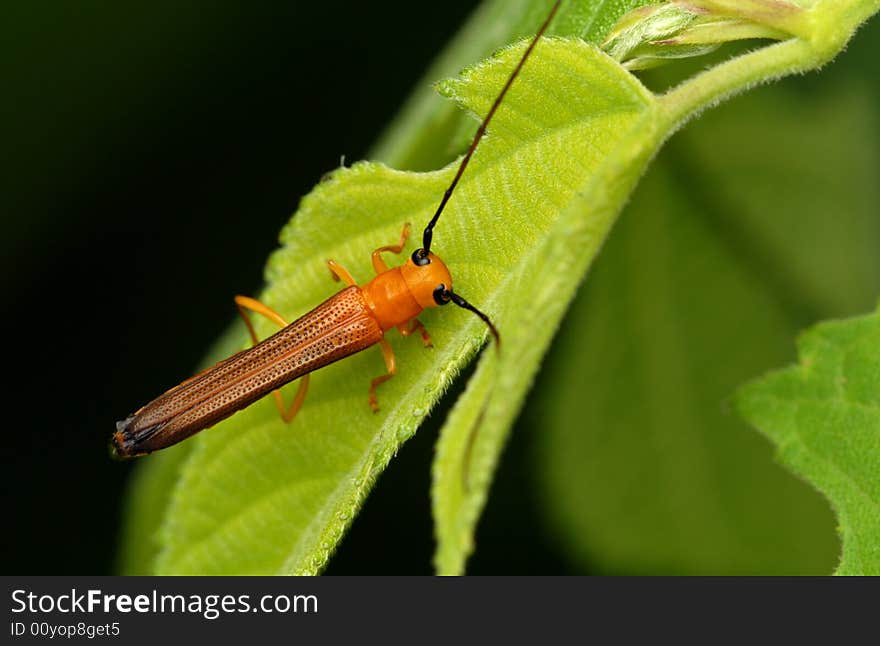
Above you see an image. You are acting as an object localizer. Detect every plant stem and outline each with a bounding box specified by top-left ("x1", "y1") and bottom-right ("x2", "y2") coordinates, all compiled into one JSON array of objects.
[{"x1": 660, "y1": 0, "x2": 880, "y2": 133}]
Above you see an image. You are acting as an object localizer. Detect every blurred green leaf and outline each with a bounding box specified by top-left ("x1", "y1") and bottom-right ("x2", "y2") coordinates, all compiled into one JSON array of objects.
[
  {"x1": 532, "y1": 81, "x2": 880, "y2": 574},
  {"x1": 738, "y1": 306, "x2": 880, "y2": 575}
]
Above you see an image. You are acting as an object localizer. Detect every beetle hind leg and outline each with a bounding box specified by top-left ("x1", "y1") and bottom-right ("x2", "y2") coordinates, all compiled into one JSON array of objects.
[{"x1": 234, "y1": 295, "x2": 310, "y2": 424}]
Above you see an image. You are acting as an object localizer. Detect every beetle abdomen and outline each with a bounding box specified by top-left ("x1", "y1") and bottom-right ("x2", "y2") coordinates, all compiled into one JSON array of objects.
[{"x1": 112, "y1": 286, "x2": 382, "y2": 458}]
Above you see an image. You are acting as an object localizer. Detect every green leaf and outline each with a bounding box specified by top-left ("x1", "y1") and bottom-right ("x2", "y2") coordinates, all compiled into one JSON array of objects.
[
  {"x1": 117, "y1": 0, "x2": 880, "y2": 575},
  {"x1": 737, "y1": 306, "x2": 880, "y2": 575},
  {"x1": 120, "y1": 0, "x2": 656, "y2": 576},
  {"x1": 153, "y1": 36, "x2": 655, "y2": 575}
]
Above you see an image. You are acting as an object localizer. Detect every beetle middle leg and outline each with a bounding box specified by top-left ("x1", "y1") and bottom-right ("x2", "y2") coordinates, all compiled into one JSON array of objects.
[
  {"x1": 369, "y1": 338, "x2": 397, "y2": 412},
  {"x1": 397, "y1": 318, "x2": 432, "y2": 347},
  {"x1": 234, "y1": 295, "x2": 309, "y2": 423}
]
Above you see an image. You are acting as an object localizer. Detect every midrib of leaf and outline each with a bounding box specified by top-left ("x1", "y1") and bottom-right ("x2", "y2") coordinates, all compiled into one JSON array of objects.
[{"x1": 432, "y1": 0, "x2": 880, "y2": 574}]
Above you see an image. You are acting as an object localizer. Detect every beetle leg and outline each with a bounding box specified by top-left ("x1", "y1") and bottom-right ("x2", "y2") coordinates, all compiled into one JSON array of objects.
[
  {"x1": 368, "y1": 338, "x2": 397, "y2": 412},
  {"x1": 326, "y1": 259, "x2": 358, "y2": 286},
  {"x1": 397, "y1": 318, "x2": 432, "y2": 347},
  {"x1": 371, "y1": 222, "x2": 411, "y2": 275},
  {"x1": 234, "y1": 295, "x2": 309, "y2": 423}
]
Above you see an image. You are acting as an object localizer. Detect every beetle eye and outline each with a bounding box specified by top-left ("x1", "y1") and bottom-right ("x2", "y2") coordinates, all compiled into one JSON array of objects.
[
  {"x1": 433, "y1": 284, "x2": 451, "y2": 306},
  {"x1": 411, "y1": 249, "x2": 431, "y2": 266}
]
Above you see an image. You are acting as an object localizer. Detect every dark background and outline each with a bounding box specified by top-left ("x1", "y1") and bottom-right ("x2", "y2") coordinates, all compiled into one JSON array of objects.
[{"x1": 2, "y1": 0, "x2": 566, "y2": 574}]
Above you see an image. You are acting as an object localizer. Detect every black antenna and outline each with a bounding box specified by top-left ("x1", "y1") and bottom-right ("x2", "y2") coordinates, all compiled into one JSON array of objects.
[
  {"x1": 418, "y1": 0, "x2": 562, "y2": 257},
  {"x1": 449, "y1": 291, "x2": 501, "y2": 349}
]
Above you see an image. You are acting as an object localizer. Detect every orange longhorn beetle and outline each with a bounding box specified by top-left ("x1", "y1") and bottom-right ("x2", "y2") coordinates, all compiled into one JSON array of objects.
[{"x1": 112, "y1": 0, "x2": 561, "y2": 459}]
